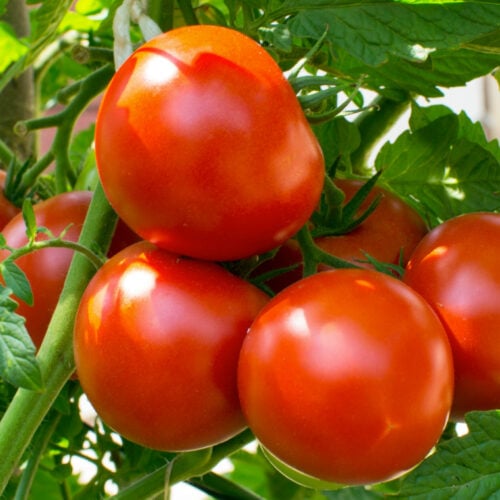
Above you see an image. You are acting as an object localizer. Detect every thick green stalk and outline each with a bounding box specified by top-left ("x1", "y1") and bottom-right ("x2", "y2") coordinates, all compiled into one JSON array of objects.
[
  {"x1": 351, "y1": 95, "x2": 411, "y2": 173},
  {"x1": 0, "y1": 183, "x2": 117, "y2": 495}
]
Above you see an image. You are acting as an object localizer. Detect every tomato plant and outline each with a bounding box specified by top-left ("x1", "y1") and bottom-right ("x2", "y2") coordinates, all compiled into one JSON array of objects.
[
  {"x1": 1, "y1": 0, "x2": 500, "y2": 498},
  {"x1": 95, "y1": 25, "x2": 324, "y2": 261},
  {"x1": 255, "y1": 178, "x2": 428, "y2": 292},
  {"x1": 238, "y1": 268, "x2": 454, "y2": 485},
  {"x1": 74, "y1": 240, "x2": 268, "y2": 451},
  {"x1": 404, "y1": 212, "x2": 500, "y2": 420},
  {"x1": 0, "y1": 191, "x2": 137, "y2": 349}
]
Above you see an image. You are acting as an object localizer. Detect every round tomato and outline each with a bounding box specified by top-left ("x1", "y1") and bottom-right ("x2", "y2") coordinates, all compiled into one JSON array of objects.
[
  {"x1": 74, "y1": 241, "x2": 269, "y2": 451},
  {"x1": 404, "y1": 212, "x2": 500, "y2": 420},
  {"x1": 95, "y1": 25, "x2": 324, "y2": 261},
  {"x1": 0, "y1": 170, "x2": 20, "y2": 230},
  {"x1": 254, "y1": 178, "x2": 428, "y2": 292},
  {"x1": 0, "y1": 191, "x2": 138, "y2": 349},
  {"x1": 238, "y1": 269, "x2": 453, "y2": 485}
]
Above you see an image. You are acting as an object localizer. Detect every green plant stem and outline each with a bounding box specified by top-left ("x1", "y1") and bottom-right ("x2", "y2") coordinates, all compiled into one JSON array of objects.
[
  {"x1": 351, "y1": 95, "x2": 411, "y2": 173},
  {"x1": 15, "y1": 64, "x2": 114, "y2": 193},
  {"x1": 113, "y1": 429, "x2": 255, "y2": 499},
  {"x1": 0, "y1": 182, "x2": 118, "y2": 496},
  {"x1": 189, "y1": 472, "x2": 265, "y2": 500},
  {"x1": 0, "y1": 138, "x2": 15, "y2": 167},
  {"x1": 148, "y1": 0, "x2": 175, "y2": 32},
  {"x1": 5, "y1": 238, "x2": 105, "y2": 270},
  {"x1": 176, "y1": 0, "x2": 198, "y2": 25},
  {"x1": 14, "y1": 409, "x2": 63, "y2": 500}
]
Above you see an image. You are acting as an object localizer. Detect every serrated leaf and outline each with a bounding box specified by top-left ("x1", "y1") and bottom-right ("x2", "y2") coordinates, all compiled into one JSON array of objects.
[
  {"x1": 21, "y1": 198, "x2": 37, "y2": 242},
  {"x1": 1, "y1": 260, "x2": 33, "y2": 306},
  {"x1": 0, "y1": 287, "x2": 42, "y2": 390},
  {"x1": 399, "y1": 411, "x2": 500, "y2": 498},
  {"x1": 378, "y1": 107, "x2": 500, "y2": 224},
  {"x1": 287, "y1": 2, "x2": 500, "y2": 66}
]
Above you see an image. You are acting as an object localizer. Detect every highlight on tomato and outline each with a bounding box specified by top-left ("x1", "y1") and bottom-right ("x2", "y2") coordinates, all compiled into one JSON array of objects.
[
  {"x1": 238, "y1": 268, "x2": 454, "y2": 485},
  {"x1": 95, "y1": 25, "x2": 324, "y2": 262},
  {"x1": 73, "y1": 241, "x2": 269, "y2": 451},
  {"x1": 404, "y1": 212, "x2": 500, "y2": 420},
  {"x1": 0, "y1": 191, "x2": 138, "y2": 349}
]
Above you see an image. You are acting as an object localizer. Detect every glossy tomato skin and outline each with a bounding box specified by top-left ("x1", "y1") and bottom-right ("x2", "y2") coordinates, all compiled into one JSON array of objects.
[
  {"x1": 255, "y1": 179, "x2": 428, "y2": 292},
  {"x1": 0, "y1": 170, "x2": 20, "y2": 230},
  {"x1": 404, "y1": 212, "x2": 500, "y2": 420},
  {"x1": 238, "y1": 269, "x2": 453, "y2": 485},
  {"x1": 74, "y1": 241, "x2": 269, "y2": 451},
  {"x1": 0, "y1": 191, "x2": 139, "y2": 349},
  {"x1": 95, "y1": 25, "x2": 324, "y2": 261}
]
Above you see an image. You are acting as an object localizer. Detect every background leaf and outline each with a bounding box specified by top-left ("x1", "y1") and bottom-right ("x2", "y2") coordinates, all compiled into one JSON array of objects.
[
  {"x1": 286, "y1": 2, "x2": 500, "y2": 66},
  {"x1": 0, "y1": 287, "x2": 42, "y2": 390},
  {"x1": 377, "y1": 105, "x2": 500, "y2": 225},
  {"x1": 1, "y1": 260, "x2": 34, "y2": 307},
  {"x1": 400, "y1": 411, "x2": 500, "y2": 498}
]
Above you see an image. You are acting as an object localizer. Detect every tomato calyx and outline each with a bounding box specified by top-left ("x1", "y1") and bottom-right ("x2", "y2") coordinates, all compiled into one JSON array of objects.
[{"x1": 311, "y1": 172, "x2": 382, "y2": 238}]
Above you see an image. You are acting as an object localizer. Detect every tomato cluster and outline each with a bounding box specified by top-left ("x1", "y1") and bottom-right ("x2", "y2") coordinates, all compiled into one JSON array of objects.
[{"x1": 2, "y1": 23, "x2": 500, "y2": 490}]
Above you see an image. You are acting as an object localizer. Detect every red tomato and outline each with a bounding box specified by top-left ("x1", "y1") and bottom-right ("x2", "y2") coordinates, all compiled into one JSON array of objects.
[
  {"x1": 74, "y1": 241, "x2": 269, "y2": 451},
  {"x1": 95, "y1": 25, "x2": 324, "y2": 261},
  {"x1": 0, "y1": 191, "x2": 139, "y2": 349},
  {"x1": 0, "y1": 170, "x2": 20, "y2": 230},
  {"x1": 238, "y1": 269, "x2": 453, "y2": 485},
  {"x1": 404, "y1": 212, "x2": 500, "y2": 420},
  {"x1": 256, "y1": 178, "x2": 428, "y2": 292}
]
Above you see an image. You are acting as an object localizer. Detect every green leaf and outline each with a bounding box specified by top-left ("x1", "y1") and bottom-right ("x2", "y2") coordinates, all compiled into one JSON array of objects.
[
  {"x1": 313, "y1": 117, "x2": 361, "y2": 172},
  {"x1": 377, "y1": 106, "x2": 500, "y2": 224},
  {"x1": 21, "y1": 199, "x2": 37, "y2": 242},
  {"x1": 0, "y1": 22, "x2": 29, "y2": 73},
  {"x1": 30, "y1": 0, "x2": 74, "y2": 49},
  {"x1": 1, "y1": 260, "x2": 33, "y2": 307},
  {"x1": 286, "y1": 2, "x2": 500, "y2": 66},
  {"x1": 399, "y1": 411, "x2": 500, "y2": 498},
  {"x1": 0, "y1": 0, "x2": 73, "y2": 93},
  {"x1": 0, "y1": 287, "x2": 42, "y2": 390}
]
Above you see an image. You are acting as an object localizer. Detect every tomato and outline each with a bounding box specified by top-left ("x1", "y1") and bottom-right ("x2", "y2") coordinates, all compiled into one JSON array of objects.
[
  {"x1": 0, "y1": 191, "x2": 139, "y2": 349},
  {"x1": 0, "y1": 170, "x2": 20, "y2": 230},
  {"x1": 73, "y1": 241, "x2": 269, "y2": 451},
  {"x1": 404, "y1": 212, "x2": 500, "y2": 420},
  {"x1": 238, "y1": 269, "x2": 453, "y2": 485},
  {"x1": 95, "y1": 25, "x2": 324, "y2": 261},
  {"x1": 255, "y1": 178, "x2": 428, "y2": 292}
]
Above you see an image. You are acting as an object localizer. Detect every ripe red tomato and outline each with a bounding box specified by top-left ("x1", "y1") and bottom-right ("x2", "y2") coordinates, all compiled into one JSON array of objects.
[
  {"x1": 0, "y1": 191, "x2": 138, "y2": 349},
  {"x1": 95, "y1": 25, "x2": 324, "y2": 261},
  {"x1": 256, "y1": 178, "x2": 428, "y2": 292},
  {"x1": 0, "y1": 170, "x2": 20, "y2": 230},
  {"x1": 74, "y1": 241, "x2": 269, "y2": 451},
  {"x1": 238, "y1": 269, "x2": 453, "y2": 485},
  {"x1": 404, "y1": 212, "x2": 500, "y2": 420}
]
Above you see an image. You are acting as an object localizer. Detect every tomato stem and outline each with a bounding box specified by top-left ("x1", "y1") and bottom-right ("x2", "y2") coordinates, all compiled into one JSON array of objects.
[
  {"x1": 0, "y1": 183, "x2": 117, "y2": 495},
  {"x1": 13, "y1": 64, "x2": 114, "y2": 194},
  {"x1": 176, "y1": 0, "x2": 199, "y2": 25},
  {"x1": 351, "y1": 94, "x2": 411, "y2": 172},
  {"x1": 113, "y1": 429, "x2": 255, "y2": 499},
  {"x1": 13, "y1": 408, "x2": 63, "y2": 500}
]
